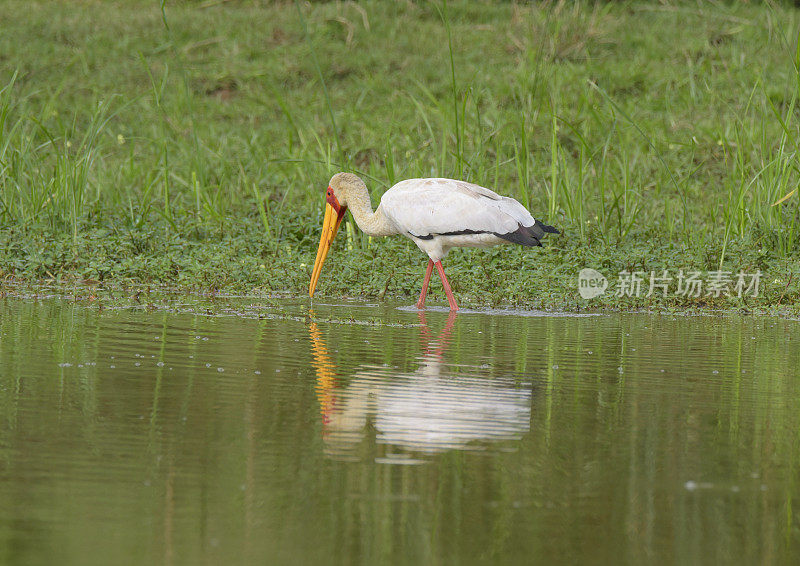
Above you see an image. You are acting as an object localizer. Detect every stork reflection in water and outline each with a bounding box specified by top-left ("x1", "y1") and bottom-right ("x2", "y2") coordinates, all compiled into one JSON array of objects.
[{"x1": 309, "y1": 312, "x2": 531, "y2": 460}]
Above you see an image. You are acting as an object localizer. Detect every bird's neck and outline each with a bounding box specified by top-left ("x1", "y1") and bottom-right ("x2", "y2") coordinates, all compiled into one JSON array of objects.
[{"x1": 347, "y1": 187, "x2": 396, "y2": 237}]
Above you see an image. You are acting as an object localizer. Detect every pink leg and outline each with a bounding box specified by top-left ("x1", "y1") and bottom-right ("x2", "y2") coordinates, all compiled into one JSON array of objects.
[
  {"x1": 434, "y1": 261, "x2": 459, "y2": 311},
  {"x1": 416, "y1": 259, "x2": 434, "y2": 309}
]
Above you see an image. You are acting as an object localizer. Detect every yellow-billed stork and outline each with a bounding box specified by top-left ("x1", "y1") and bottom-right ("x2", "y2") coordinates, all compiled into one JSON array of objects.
[{"x1": 309, "y1": 172, "x2": 559, "y2": 310}]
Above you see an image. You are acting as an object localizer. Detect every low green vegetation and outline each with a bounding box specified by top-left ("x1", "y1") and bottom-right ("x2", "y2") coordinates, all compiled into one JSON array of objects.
[{"x1": 1, "y1": 0, "x2": 800, "y2": 311}]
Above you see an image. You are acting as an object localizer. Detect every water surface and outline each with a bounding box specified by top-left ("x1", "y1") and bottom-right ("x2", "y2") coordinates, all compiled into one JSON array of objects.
[{"x1": 1, "y1": 298, "x2": 799, "y2": 564}]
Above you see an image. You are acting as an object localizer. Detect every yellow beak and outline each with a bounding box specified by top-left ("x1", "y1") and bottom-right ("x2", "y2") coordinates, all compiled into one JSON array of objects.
[{"x1": 309, "y1": 202, "x2": 346, "y2": 297}]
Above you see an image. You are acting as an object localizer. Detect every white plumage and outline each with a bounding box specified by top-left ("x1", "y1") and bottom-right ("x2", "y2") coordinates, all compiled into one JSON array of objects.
[
  {"x1": 309, "y1": 172, "x2": 559, "y2": 311},
  {"x1": 380, "y1": 177, "x2": 545, "y2": 261}
]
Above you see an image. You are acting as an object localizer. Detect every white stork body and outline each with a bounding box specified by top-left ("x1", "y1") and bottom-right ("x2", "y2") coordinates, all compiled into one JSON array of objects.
[
  {"x1": 309, "y1": 173, "x2": 559, "y2": 311},
  {"x1": 378, "y1": 178, "x2": 549, "y2": 261}
]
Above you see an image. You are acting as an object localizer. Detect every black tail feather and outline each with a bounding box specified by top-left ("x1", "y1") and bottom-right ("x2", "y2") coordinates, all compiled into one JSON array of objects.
[
  {"x1": 497, "y1": 226, "x2": 542, "y2": 247},
  {"x1": 538, "y1": 222, "x2": 560, "y2": 234},
  {"x1": 496, "y1": 221, "x2": 560, "y2": 247}
]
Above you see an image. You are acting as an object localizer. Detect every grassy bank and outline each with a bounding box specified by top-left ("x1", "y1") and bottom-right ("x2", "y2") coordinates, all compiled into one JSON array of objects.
[{"x1": 1, "y1": 0, "x2": 800, "y2": 311}]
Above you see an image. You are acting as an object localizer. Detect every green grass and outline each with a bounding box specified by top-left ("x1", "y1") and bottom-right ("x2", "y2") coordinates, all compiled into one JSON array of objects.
[{"x1": 1, "y1": 0, "x2": 800, "y2": 310}]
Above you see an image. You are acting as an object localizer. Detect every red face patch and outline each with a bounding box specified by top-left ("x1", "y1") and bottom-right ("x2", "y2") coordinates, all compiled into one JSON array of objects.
[{"x1": 326, "y1": 186, "x2": 344, "y2": 213}]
